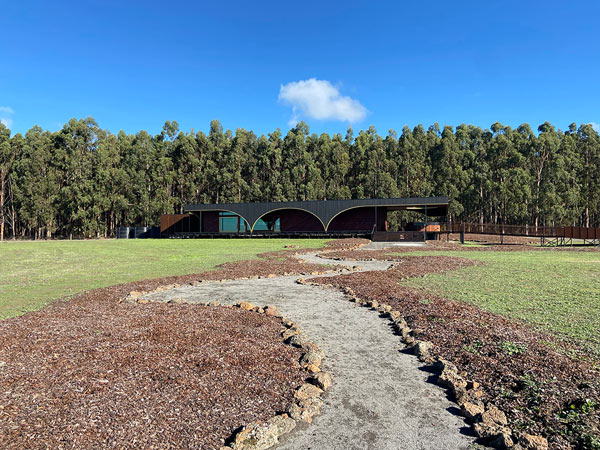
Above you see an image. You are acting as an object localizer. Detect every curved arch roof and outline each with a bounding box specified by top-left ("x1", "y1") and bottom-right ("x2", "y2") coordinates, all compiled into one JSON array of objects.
[{"x1": 184, "y1": 197, "x2": 448, "y2": 231}]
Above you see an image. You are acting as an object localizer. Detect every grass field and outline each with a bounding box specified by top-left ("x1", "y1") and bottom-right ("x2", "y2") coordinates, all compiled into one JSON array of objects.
[
  {"x1": 0, "y1": 239, "x2": 328, "y2": 319},
  {"x1": 403, "y1": 249, "x2": 600, "y2": 357}
]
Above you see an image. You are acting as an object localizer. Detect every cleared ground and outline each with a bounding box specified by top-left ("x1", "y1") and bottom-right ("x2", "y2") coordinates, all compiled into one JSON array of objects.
[
  {"x1": 403, "y1": 249, "x2": 600, "y2": 357},
  {"x1": 0, "y1": 239, "x2": 328, "y2": 319}
]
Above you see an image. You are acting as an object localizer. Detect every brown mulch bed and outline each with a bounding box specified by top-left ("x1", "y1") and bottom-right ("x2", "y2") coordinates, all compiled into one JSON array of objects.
[
  {"x1": 322, "y1": 240, "x2": 599, "y2": 261},
  {"x1": 309, "y1": 254, "x2": 600, "y2": 449},
  {"x1": 0, "y1": 303, "x2": 303, "y2": 449},
  {"x1": 0, "y1": 239, "x2": 365, "y2": 449}
]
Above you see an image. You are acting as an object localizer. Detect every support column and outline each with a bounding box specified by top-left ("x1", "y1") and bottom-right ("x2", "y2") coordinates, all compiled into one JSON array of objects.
[{"x1": 424, "y1": 205, "x2": 428, "y2": 242}]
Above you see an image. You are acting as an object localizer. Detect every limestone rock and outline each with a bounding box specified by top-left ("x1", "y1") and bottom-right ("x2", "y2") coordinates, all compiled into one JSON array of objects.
[
  {"x1": 294, "y1": 383, "x2": 323, "y2": 401},
  {"x1": 299, "y1": 397, "x2": 323, "y2": 418},
  {"x1": 311, "y1": 372, "x2": 332, "y2": 391},
  {"x1": 399, "y1": 326, "x2": 411, "y2": 339},
  {"x1": 460, "y1": 401, "x2": 484, "y2": 420},
  {"x1": 456, "y1": 389, "x2": 484, "y2": 407},
  {"x1": 209, "y1": 300, "x2": 221, "y2": 307},
  {"x1": 288, "y1": 402, "x2": 308, "y2": 422},
  {"x1": 404, "y1": 336, "x2": 415, "y2": 345},
  {"x1": 413, "y1": 340, "x2": 434, "y2": 362},
  {"x1": 264, "y1": 305, "x2": 282, "y2": 318},
  {"x1": 299, "y1": 346, "x2": 325, "y2": 368},
  {"x1": 269, "y1": 414, "x2": 296, "y2": 436},
  {"x1": 305, "y1": 363, "x2": 320, "y2": 373},
  {"x1": 481, "y1": 405, "x2": 507, "y2": 426},
  {"x1": 231, "y1": 414, "x2": 296, "y2": 450},
  {"x1": 518, "y1": 434, "x2": 548, "y2": 450},
  {"x1": 439, "y1": 363, "x2": 468, "y2": 398},
  {"x1": 238, "y1": 301, "x2": 255, "y2": 311},
  {"x1": 491, "y1": 431, "x2": 514, "y2": 449},
  {"x1": 282, "y1": 328, "x2": 300, "y2": 341},
  {"x1": 287, "y1": 333, "x2": 309, "y2": 348},
  {"x1": 290, "y1": 397, "x2": 323, "y2": 423},
  {"x1": 389, "y1": 310, "x2": 403, "y2": 322},
  {"x1": 128, "y1": 291, "x2": 143, "y2": 299},
  {"x1": 167, "y1": 297, "x2": 187, "y2": 304},
  {"x1": 283, "y1": 320, "x2": 298, "y2": 329},
  {"x1": 473, "y1": 422, "x2": 510, "y2": 439}
]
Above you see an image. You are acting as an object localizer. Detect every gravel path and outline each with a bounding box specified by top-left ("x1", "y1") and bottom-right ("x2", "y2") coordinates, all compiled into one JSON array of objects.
[{"x1": 146, "y1": 252, "x2": 476, "y2": 450}]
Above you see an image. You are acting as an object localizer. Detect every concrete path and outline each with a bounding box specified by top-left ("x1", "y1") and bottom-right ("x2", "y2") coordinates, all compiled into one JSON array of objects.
[{"x1": 146, "y1": 252, "x2": 476, "y2": 450}]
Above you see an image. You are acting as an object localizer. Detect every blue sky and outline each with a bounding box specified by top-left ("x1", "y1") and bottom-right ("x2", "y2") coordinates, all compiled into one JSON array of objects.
[{"x1": 1, "y1": 0, "x2": 599, "y2": 137}]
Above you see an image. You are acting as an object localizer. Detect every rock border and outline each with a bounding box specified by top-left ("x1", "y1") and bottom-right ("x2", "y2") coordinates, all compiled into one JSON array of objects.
[
  {"x1": 120, "y1": 289, "x2": 332, "y2": 450},
  {"x1": 119, "y1": 264, "x2": 367, "y2": 306},
  {"x1": 221, "y1": 301, "x2": 332, "y2": 450},
  {"x1": 295, "y1": 279, "x2": 549, "y2": 450}
]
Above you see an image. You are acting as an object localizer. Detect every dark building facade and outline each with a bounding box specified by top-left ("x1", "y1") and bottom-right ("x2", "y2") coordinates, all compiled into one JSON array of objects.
[{"x1": 161, "y1": 197, "x2": 449, "y2": 238}]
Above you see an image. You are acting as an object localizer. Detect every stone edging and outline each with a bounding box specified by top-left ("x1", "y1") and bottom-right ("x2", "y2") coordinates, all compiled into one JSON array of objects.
[
  {"x1": 220, "y1": 300, "x2": 332, "y2": 450},
  {"x1": 295, "y1": 279, "x2": 549, "y2": 450},
  {"x1": 119, "y1": 291, "x2": 331, "y2": 450}
]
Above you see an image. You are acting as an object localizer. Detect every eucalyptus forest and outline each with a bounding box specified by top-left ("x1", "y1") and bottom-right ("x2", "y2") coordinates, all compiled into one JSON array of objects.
[{"x1": 0, "y1": 118, "x2": 598, "y2": 239}]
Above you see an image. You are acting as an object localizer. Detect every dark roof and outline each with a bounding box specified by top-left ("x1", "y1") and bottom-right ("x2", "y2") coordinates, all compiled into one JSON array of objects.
[{"x1": 184, "y1": 197, "x2": 448, "y2": 231}]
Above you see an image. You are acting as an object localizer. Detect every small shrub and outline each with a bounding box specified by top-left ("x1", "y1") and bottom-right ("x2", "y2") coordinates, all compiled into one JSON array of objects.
[
  {"x1": 557, "y1": 399, "x2": 598, "y2": 443},
  {"x1": 499, "y1": 387, "x2": 516, "y2": 399},
  {"x1": 462, "y1": 339, "x2": 484, "y2": 355},
  {"x1": 500, "y1": 340, "x2": 527, "y2": 356},
  {"x1": 579, "y1": 433, "x2": 600, "y2": 450},
  {"x1": 518, "y1": 374, "x2": 544, "y2": 408}
]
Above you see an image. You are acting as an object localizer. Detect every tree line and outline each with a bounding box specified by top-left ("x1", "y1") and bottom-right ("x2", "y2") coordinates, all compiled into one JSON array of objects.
[{"x1": 0, "y1": 118, "x2": 599, "y2": 239}]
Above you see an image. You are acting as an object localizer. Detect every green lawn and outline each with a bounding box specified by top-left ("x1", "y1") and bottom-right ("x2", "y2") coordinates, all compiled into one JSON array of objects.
[
  {"x1": 0, "y1": 239, "x2": 328, "y2": 319},
  {"x1": 403, "y1": 249, "x2": 600, "y2": 357}
]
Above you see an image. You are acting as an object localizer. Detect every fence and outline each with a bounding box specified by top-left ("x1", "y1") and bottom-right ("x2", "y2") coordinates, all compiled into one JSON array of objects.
[{"x1": 442, "y1": 223, "x2": 600, "y2": 243}]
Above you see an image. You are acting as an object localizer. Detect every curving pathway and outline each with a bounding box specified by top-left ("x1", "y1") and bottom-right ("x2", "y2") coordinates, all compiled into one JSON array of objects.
[{"x1": 145, "y1": 251, "x2": 476, "y2": 450}]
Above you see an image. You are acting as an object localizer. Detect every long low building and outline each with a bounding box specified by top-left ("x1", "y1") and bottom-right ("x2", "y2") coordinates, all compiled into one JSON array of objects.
[{"x1": 160, "y1": 197, "x2": 449, "y2": 239}]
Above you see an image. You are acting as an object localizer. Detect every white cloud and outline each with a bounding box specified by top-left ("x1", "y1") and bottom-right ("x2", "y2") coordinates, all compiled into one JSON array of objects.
[
  {"x1": 278, "y1": 78, "x2": 367, "y2": 126},
  {"x1": 0, "y1": 106, "x2": 14, "y2": 129},
  {"x1": 590, "y1": 122, "x2": 599, "y2": 132}
]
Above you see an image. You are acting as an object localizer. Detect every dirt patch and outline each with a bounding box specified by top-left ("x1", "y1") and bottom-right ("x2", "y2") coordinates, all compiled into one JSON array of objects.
[{"x1": 308, "y1": 253, "x2": 600, "y2": 449}]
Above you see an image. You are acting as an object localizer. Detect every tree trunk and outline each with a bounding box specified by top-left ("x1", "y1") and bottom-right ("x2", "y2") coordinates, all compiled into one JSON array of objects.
[
  {"x1": 0, "y1": 174, "x2": 5, "y2": 241},
  {"x1": 11, "y1": 203, "x2": 15, "y2": 240}
]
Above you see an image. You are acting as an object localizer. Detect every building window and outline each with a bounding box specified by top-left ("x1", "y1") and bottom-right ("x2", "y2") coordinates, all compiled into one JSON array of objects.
[
  {"x1": 219, "y1": 212, "x2": 247, "y2": 232},
  {"x1": 254, "y1": 217, "x2": 280, "y2": 232}
]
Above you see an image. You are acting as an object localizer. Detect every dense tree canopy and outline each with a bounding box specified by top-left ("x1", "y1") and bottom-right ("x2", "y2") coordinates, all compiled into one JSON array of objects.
[{"x1": 0, "y1": 118, "x2": 598, "y2": 239}]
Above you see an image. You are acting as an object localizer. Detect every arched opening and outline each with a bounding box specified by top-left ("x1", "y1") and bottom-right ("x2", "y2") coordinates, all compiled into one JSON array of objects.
[
  {"x1": 197, "y1": 210, "x2": 251, "y2": 233},
  {"x1": 252, "y1": 208, "x2": 325, "y2": 232},
  {"x1": 326, "y1": 206, "x2": 387, "y2": 232}
]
